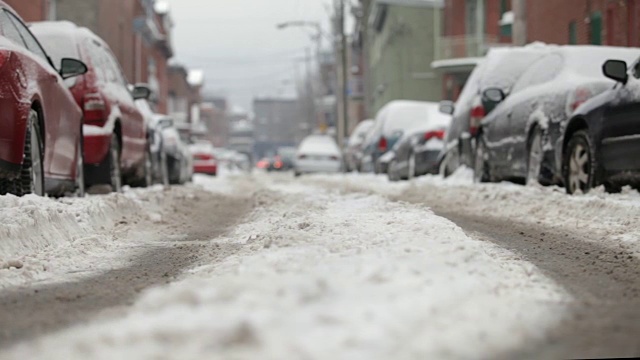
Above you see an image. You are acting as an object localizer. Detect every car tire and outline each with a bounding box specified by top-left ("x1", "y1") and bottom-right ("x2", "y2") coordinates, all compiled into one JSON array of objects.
[
  {"x1": 108, "y1": 133, "x2": 123, "y2": 193},
  {"x1": 75, "y1": 131, "x2": 85, "y2": 197},
  {"x1": 388, "y1": 160, "x2": 398, "y2": 182},
  {"x1": 526, "y1": 127, "x2": 544, "y2": 186},
  {"x1": 159, "y1": 150, "x2": 170, "y2": 186},
  {"x1": 563, "y1": 129, "x2": 596, "y2": 195},
  {"x1": 15, "y1": 109, "x2": 45, "y2": 197},
  {"x1": 473, "y1": 136, "x2": 490, "y2": 183}
]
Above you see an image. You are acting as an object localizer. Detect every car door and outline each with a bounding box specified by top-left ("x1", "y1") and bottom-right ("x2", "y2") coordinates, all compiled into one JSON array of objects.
[
  {"x1": 505, "y1": 53, "x2": 565, "y2": 176},
  {"x1": 103, "y1": 49, "x2": 145, "y2": 169},
  {"x1": 600, "y1": 63, "x2": 640, "y2": 172},
  {"x1": 3, "y1": 9, "x2": 79, "y2": 179}
]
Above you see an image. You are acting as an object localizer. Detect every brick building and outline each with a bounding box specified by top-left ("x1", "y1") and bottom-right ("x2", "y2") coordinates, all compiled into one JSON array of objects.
[
  {"x1": 4, "y1": 0, "x2": 53, "y2": 21},
  {"x1": 526, "y1": 0, "x2": 640, "y2": 47}
]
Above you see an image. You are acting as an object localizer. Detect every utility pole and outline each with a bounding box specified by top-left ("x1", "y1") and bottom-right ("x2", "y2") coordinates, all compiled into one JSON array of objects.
[
  {"x1": 513, "y1": 0, "x2": 527, "y2": 46},
  {"x1": 336, "y1": 0, "x2": 349, "y2": 149}
]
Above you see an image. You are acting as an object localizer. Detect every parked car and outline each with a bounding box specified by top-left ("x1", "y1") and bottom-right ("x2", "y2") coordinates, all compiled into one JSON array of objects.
[
  {"x1": 190, "y1": 141, "x2": 217, "y2": 176},
  {"x1": 561, "y1": 57, "x2": 640, "y2": 194},
  {"x1": 0, "y1": 4, "x2": 88, "y2": 197},
  {"x1": 387, "y1": 104, "x2": 452, "y2": 181},
  {"x1": 268, "y1": 146, "x2": 296, "y2": 171},
  {"x1": 361, "y1": 101, "x2": 440, "y2": 174},
  {"x1": 473, "y1": 45, "x2": 640, "y2": 186},
  {"x1": 344, "y1": 119, "x2": 374, "y2": 172},
  {"x1": 438, "y1": 45, "x2": 551, "y2": 177},
  {"x1": 31, "y1": 21, "x2": 152, "y2": 192},
  {"x1": 136, "y1": 99, "x2": 169, "y2": 186},
  {"x1": 294, "y1": 135, "x2": 342, "y2": 176},
  {"x1": 153, "y1": 115, "x2": 192, "y2": 184}
]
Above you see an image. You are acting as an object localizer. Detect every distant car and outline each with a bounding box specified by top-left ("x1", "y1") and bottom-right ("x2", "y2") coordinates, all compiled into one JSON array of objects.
[
  {"x1": 345, "y1": 119, "x2": 374, "y2": 172},
  {"x1": 32, "y1": 21, "x2": 152, "y2": 192},
  {"x1": 136, "y1": 100, "x2": 169, "y2": 186},
  {"x1": 189, "y1": 141, "x2": 217, "y2": 176},
  {"x1": 294, "y1": 135, "x2": 342, "y2": 176},
  {"x1": 438, "y1": 45, "x2": 550, "y2": 177},
  {"x1": 0, "y1": 5, "x2": 88, "y2": 197},
  {"x1": 561, "y1": 57, "x2": 640, "y2": 194},
  {"x1": 474, "y1": 45, "x2": 640, "y2": 186},
  {"x1": 387, "y1": 104, "x2": 452, "y2": 181},
  {"x1": 268, "y1": 146, "x2": 296, "y2": 171},
  {"x1": 362, "y1": 101, "x2": 441, "y2": 174}
]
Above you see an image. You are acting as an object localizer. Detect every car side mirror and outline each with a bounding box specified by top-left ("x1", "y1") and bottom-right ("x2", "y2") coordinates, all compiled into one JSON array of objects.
[
  {"x1": 603, "y1": 59, "x2": 628, "y2": 85},
  {"x1": 483, "y1": 88, "x2": 506, "y2": 103},
  {"x1": 439, "y1": 100, "x2": 455, "y2": 115},
  {"x1": 59, "y1": 58, "x2": 88, "y2": 79},
  {"x1": 132, "y1": 84, "x2": 151, "y2": 100}
]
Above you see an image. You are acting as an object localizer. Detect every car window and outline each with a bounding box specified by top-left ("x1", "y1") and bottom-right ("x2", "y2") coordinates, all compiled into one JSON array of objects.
[
  {"x1": 632, "y1": 58, "x2": 640, "y2": 79},
  {"x1": 83, "y1": 38, "x2": 106, "y2": 82},
  {"x1": 512, "y1": 54, "x2": 564, "y2": 93},
  {"x1": 103, "y1": 48, "x2": 128, "y2": 86},
  {"x1": 5, "y1": 10, "x2": 49, "y2": 63},
  {"x1": 0, "y1": 11, "x2": 25, "y2": 47}
]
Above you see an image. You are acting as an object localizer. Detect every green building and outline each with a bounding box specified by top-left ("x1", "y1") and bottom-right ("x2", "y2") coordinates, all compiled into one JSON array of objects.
[{"x1": 367, "y1": 0, "x2": 443, "y2": 114}]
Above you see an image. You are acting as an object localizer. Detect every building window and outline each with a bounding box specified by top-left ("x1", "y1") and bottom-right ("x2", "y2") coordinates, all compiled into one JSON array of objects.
[
  {"x1": 569, "y1": 21, "x2": 577, "y2": 44},
  {"x1": 590, "y1": 11, "x2": 603, "y2": 45}
]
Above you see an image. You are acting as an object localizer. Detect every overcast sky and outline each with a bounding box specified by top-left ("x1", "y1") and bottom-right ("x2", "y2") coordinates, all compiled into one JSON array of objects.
[{"x1": 167, "y1": 0, "x2": 335, "y2": 112}]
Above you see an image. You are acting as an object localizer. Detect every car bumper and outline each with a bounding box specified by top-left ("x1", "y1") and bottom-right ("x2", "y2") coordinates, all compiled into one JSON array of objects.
[
  {"x1": 296, "y1": 160, "x2": 341, "y2": 174},
  {"x1": 194, "y1": 160, "x2": 217, "y2": 175},
  {"x1": 415, "y1": 149, "x2": 441, "y2": 175},
  {"x1": 83, "y1": 133, "x2": 111, "y2": 165}
]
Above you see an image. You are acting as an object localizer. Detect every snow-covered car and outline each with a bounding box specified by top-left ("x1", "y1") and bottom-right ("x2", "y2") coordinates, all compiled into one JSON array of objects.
[
  {"x1": 474, "y1": 45, "x2": 640, "y2": 186},
  {"x1": 153, "y1": 115, "x2": 192, "y2": 184},
  {"x1": 438, "y1": 45, "x2": 550, "y2": 177},
  {"x1": 190, "y1": 141, "x2": 217, "y2": 176},
  {"x1": 362, "y1": 101, "x2": 441, "y2": 174},
  {"x1": 31, "y1": 21, "x2": 152, "y2": 192},
  {"x1": 268, "y1": 146, "x2": 296, "y2": 172},
  {"x1": 562, "y1": 57, "x2": 640, "y2": 194},
  {"x1": 0, "y1": 5, "x2": 88, "y2": 197},
  {"x1": 388, "y1": 104, "x2": 452, "y2": 181},
  {"x1": 137, "y1": 100, "x2": 169, "y2": 186},
  {"x1": 344, "y1": 119, "x2": 374, "y2": 172},
  {"x1": 294, "y1": 135, "x2": 342, "y2": 176}
]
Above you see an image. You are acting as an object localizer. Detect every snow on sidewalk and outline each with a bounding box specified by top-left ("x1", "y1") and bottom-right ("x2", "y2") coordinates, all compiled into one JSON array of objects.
[
  {"x1": 2, "y1": 177, "x2": 569, "y2": 359},
  {"x1": 304, "y1": 169, "x2": 640, "y2": 257}
]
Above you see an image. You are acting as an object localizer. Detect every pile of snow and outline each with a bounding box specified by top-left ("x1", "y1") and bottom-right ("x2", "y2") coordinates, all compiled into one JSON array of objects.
[
  {"x1": 2, "y1": 178, "x2": 568, "y2": 359},
  {"x1": 303, "y1": 172, "x2": 640, "y2": 257}
]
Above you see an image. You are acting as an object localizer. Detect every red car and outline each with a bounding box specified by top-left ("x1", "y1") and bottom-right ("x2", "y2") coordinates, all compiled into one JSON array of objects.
[
  {"x1": 189, "y1": 141, "x2": 218, "y2": 176},
  {"x1": 0, "y1": 2, "x2": 87, "y2": 197},
  {"x1": 31, "y1": 21, "x2": 152, "y2": 192}
]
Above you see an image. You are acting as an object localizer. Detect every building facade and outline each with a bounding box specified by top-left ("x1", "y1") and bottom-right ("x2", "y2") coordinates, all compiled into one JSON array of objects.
[
  {"x1": 526, "y1": 0, "x2": 640, "y2": 47},
  {"x1": 367, "y1": 0, "x2": 444, "y2": 114},
  {"x1": 4, "y1": 0, "x2": 54, "y2": 21}
]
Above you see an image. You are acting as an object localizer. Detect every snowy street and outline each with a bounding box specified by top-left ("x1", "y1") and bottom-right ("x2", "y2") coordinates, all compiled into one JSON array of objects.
[{"x1": 0, "y1": 172, "x2": 639, "y2": 359}]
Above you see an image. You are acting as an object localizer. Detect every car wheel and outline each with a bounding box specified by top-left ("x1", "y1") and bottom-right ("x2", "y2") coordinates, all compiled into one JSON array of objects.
[
  {"x1": 141, "y1": 146, "x2": 154, "y2": 187},
  {"x1": 526, "y1": 127, "x2": 544, "y2": 186},
  {"x1": 75, "y1": 133, "x2": 85, "y2": 197},
  {"x1": 388, "y1": 160, "x2": 398, "y2": 182},
  {"x1": 408, "y1": 152, "x2": 416, "y2": 180},
  {"x1": 473, "y1": 136, "x2": 490, "y2": 183},
  {"x1": 18, "y1": 109, "x2": 45, "y2": 196},
  {"x1": 564, "y1": 130, "x2": 595, "y2": 195},
  {"x1": 108, "y1": 133, "x2": 123, "y2": 193}
]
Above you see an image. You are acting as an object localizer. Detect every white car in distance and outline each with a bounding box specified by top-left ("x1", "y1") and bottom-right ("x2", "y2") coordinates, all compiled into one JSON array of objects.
[{"x1": 294, "y1": 135, "x2": 342, "y2": 176}]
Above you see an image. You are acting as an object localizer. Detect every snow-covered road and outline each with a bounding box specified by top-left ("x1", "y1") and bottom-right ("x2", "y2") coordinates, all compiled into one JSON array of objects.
[{"x1": 0, "y1": 171, "x2": 639, "y2": 359}]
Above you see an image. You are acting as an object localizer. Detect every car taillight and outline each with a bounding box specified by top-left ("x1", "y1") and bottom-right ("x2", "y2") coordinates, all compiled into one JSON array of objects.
[
  {"x1": 378, "y1": 137, "x2": 388, "y2": 151},
  {"x1": 469, "y1": 105, "x2": 485, "y2": 137},
  {"x1": 83, "y1": 93, "x2": 106, "y2": 125},
  {"x1": 424, "y1": 129, "x2": 445, "y2": 141},
  {"x1": 570, "y1": 87, "x2": 592, "y2": 112},
  {"x1": 195, "y1": 154, "x2": 214, "y2": 161}
]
